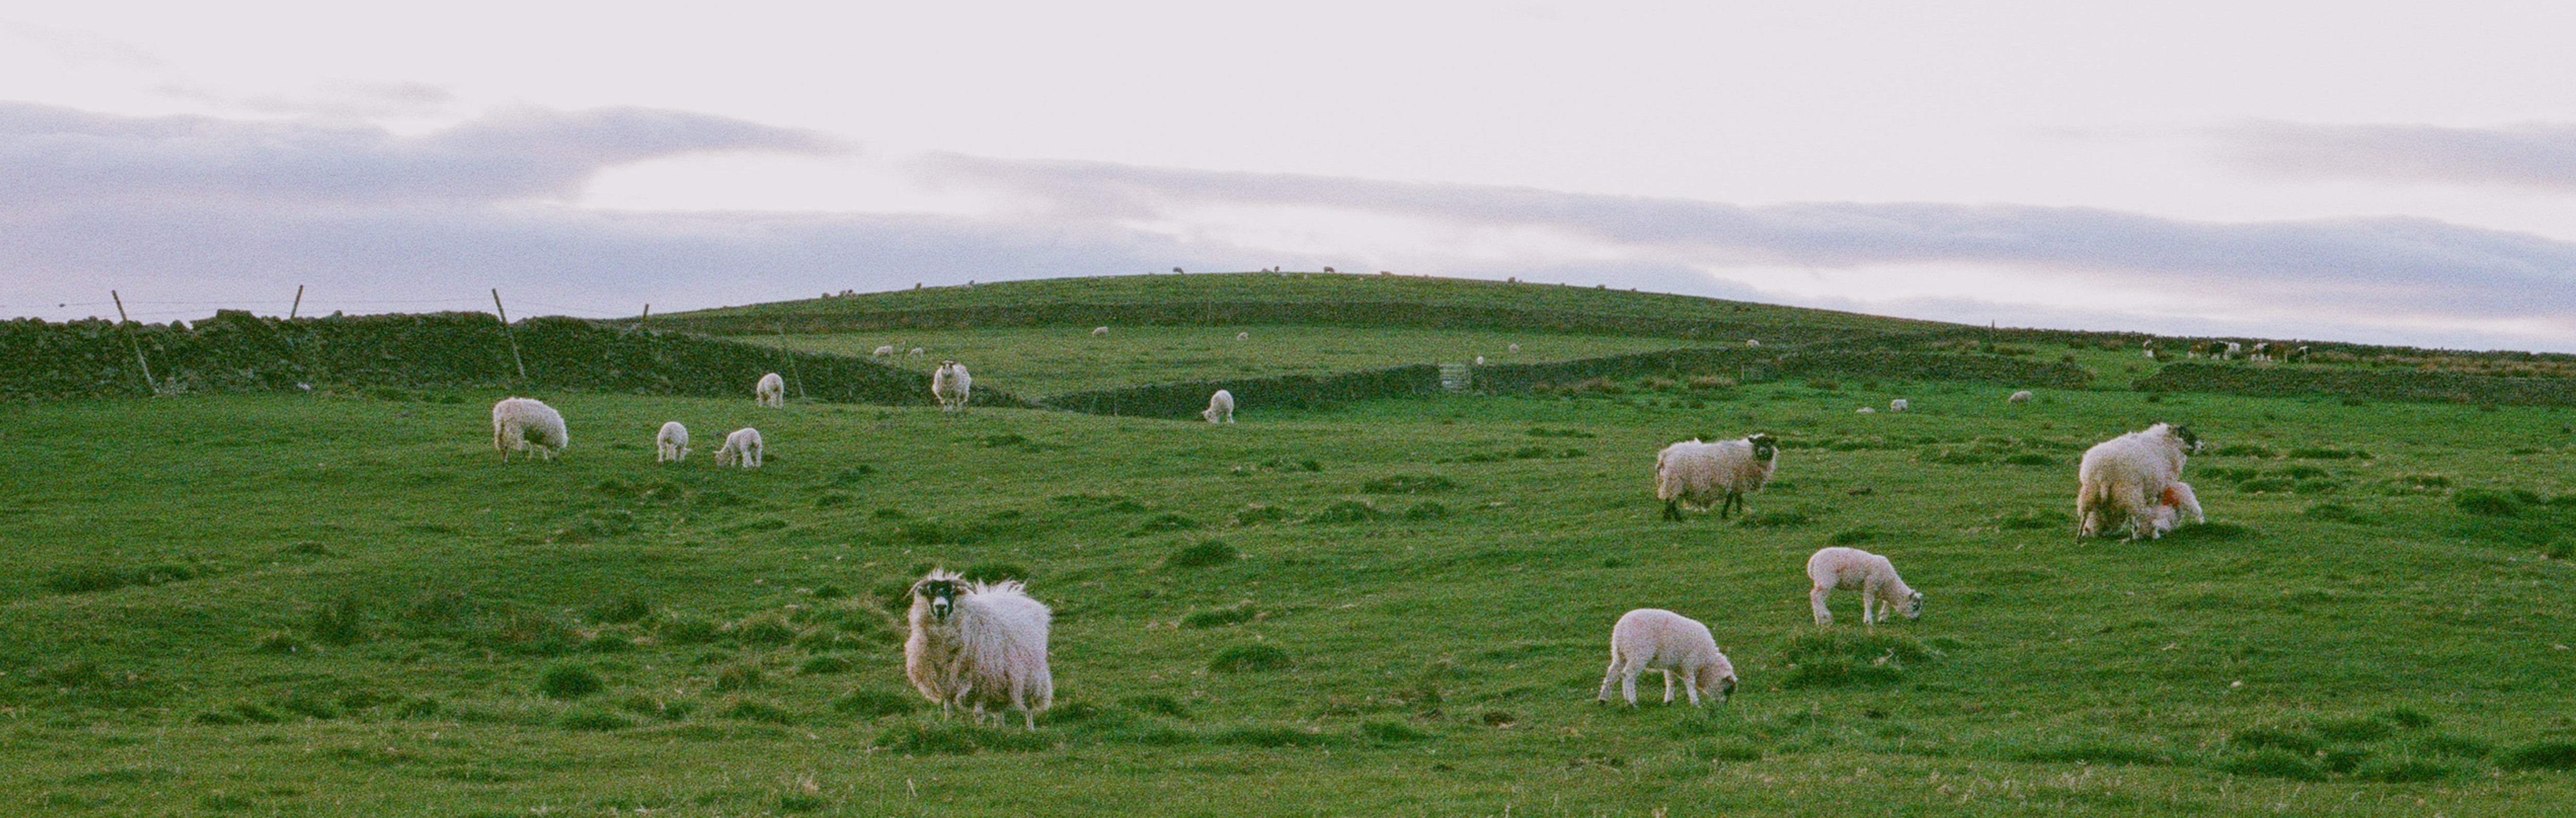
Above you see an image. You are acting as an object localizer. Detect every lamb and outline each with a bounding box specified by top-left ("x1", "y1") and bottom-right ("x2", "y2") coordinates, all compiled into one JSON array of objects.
[
  {"x1": 2009, "y1": 390, "x2": 2034, "y2": 405},
  {"x1": 490, "y1": 397, "x2": 568, "y2": 461},
  {"x1": 1654, "y1": 433, "x2": 1779, "y2": 521},
  {"x1": 755, "y1": 372, "x2": 785, "y2": 407},
  {"x1": 1745, "y1": 339, "x2": 1761, "y2": 347},
  {"x1": 1235, "y1": 332, "x2": 1249, "y2": 341},
  {"x1": 1889, "y1": 398, "x2": 1909, "y2": 412},
  {"x1": 2076, "y1": 422, "x2": 2203, "y2": 539},
  {"x1": 932, "y1": 361, "x2": 973, "y2": 411},
  {"x1": 908, "y1": 347, "x2": 925, "y2": 357},
  {"x1": 714, "y1": 427, "x2": 764, "y2": 468},
  {"x1": 1203, "y1": 389, "x2": 1235, "y2": 423},
  {"x1": 874, "y1": 345, "x2": 896, "y2": 358},
  {"x1": 1806, "y1": 547, "x2": 1924, "y2": 626},
  {"x1": 905, "y1": 569, "x2": 1056, "y2": 729},
  {"x1": 1594, "y1": 608, "x2": 1737, "y2": 707},
  {"x1": 2144, "y1": 481, "x2": 2205, "y2": 535},
  {"x1": 655, "y1": 421, "x2": 691, "y2": 462},
  {"x1": 1475, "y1": 355, "x2": 1486, "y2": 365},
  {"x1": 1508, "y1": 343, "x2": 1520, "y2": 352},
  {"x1": 1092, "y1": 326, "x2": 1110, "y2": 337}
]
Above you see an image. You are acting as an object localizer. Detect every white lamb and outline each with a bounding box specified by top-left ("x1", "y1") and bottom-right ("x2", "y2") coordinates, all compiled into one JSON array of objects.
[
  {"x1": 873, "y1": 345, "x2": 896, "y2": 358},
  {"x1": 490, "y1": 397, "x2": 568, "y2": 462},
  {"x1": 1890, "y1": 398, "x2": 1909, "y2": 412},
  {"x1": 2144, "y1": 481, "x2": 2205, "y2": 535},
  {"x1": 1806, "y1": 547, "x2": 1924, "y2": 626},
  {"x1": 1203, "y1": 389, "x2": 1235, "y2": 423},
  {"x1": 909, "y1": 347, "x2": 925, "y2": 358},
  {"x1": 714, "y1": 427, "x2": 764, "y2": 468},
  {"x1": 1654, "y1": 433, "x2": 1779, "y2": 521},
  {"x1": 1594, "y1": 608, "x2": 1737, "y2": 707},
  {"x1": 1508, "y1": 343, "x2": 1520, "y2": 352},
  {"x1": 1092, "y1": 326, "x2": 1110, "y2": 337},
  {"x1": 755, "y1": 372, "x2": 785, "y2": 408},
  {"x1": 932, "y1": 361, "x2": 973, "y2": 411},
  {"x1": 655, "y1": 421, "x2": 691, "y2": 463},
  {"x1": 2009, "y1": 390, "x2": 2034, "y2": 405},
  {"x1": 905, "y1": 570, "x2": 1056, "y2": 729},
  {"x1": 2076, "y1": 422, "x2": 2203, "y2": 540},
  {"x1": 1235, "y1": 332, "x2": 1249, "y2": 341}
]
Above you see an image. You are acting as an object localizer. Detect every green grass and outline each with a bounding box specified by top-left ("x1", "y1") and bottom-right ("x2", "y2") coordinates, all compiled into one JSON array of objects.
[{"x1": 6, "y1": 337, "x2": 2576, "y2": 814}]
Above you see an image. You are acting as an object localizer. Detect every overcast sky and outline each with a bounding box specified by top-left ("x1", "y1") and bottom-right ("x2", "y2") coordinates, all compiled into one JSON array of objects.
[{"x1": 8, "y1": 2, "x2": 2576, "y2": 351}]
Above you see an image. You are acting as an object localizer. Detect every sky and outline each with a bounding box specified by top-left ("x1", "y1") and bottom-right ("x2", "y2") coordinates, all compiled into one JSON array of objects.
[{"x1": 7, "y1": 1, "x2": 2576, "y2": 351}]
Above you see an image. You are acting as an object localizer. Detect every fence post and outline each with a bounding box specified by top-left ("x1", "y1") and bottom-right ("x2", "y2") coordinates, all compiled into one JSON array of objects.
[
  {"x1": 110, "y1": 290, "x2": 159, "y2": 394},
  {"x1": 778, "y1": 323, "x2": 807, "y2": 399},
  {"x1": 491, "y1": 288, "x2": 527, "y2": 380},
  {"x1": 288, "y1": 285, "x2": 304, "y2": 320}
]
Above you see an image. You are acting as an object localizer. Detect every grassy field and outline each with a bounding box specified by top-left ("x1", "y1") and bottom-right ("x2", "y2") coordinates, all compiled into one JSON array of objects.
[
  {"x1": 778, "y1": 325, "x2": 1695, "y2": 397},
  {"x1": 8, "y1": 355, "x2": 2576, "y2": 815}
]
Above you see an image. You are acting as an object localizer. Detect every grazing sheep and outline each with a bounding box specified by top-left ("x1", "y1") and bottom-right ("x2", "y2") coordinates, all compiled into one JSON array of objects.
[
  {"x1": 714, "y1": 427, "x2": 764, "y2": 468},
  {"x1": 1654, "y1": 434, "x2": 1780, "y2": 521},
  {"x1": 1746, "y1": 339, "x2": 1761, "y2": 347},
  {"x1": 2144, "y1": 481, "x2": 2206, "y2": 535},
  {"x1": 1807, "y1": 547, "x2": 1923, "y2": 626},
  {"x1": 1235, "y1": 331, "x2": 1249, "y2": 340},
  {"x1": 2076, "y1": 422, "x2": 2203, "y2": 540},
  {"x1": 656, "y1": 421, "x2": 691, "y2": 463},
  {"x1": 2009, "y1": 390, "x2": 2034, "y2": 405},
  {"x1": 1092, "y1": 326, "x2": 1110, "y2": 337},
  {"x1": 1856, "y1": 407, "x2": 1876, "y2": 414},
  {"x1": 1508, "y1": 343, "x2": 1520, "y2": 352},
  {"x1": 756, "y1": 372, "x2": 785, "y2": 408},
  {"x1": 491, "y1": 397, "x2": 568, "y2": 462},
  {"x1": 874, "y1": 345, "x2": 896, "y2": 358},
  {"x1": 908, "y1": 347, "x2": 925, "y2": 357},
  {"x1": 1203, "y1": 389, "x2": 1235, "y2": 424},
  {"x1": 1889, "y1": 398, "x2": 1909, "y2": 412},
  {"x1": 1594, "y1": 608, "x2": 1737, "y2": 707},
  {"x1": 1475, "y1": 355, "x2": 1486, "y2": 366},
  {"x1": 905, "y1": 569, "x2": 1056, "y2": 729},
  {"x1": 932, "y1": 361, "x2": 973, "y2": 412}
]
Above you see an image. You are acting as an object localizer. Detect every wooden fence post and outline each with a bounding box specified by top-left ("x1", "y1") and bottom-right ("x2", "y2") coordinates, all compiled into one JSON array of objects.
[
  {"x1": 492, "y1": 289, "x2": 527, "y2": 379},
  {"x1": 110, "y1": 290, "x2": 158, "y2": 394}
]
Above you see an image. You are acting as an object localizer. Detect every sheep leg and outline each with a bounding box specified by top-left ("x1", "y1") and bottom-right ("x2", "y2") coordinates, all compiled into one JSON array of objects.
[
  {"x1": 1810, "y1": 586, "x2": 1833, "y2": 626},
  {"x1": 1718, "y1": 491, "x2": 1742, "y2": 520},
  {"x1": 1661, "y1": 669, "x2": 1676, "y2": 704},
  {"x1": 1596, "y1": 656, "x2": 1626, "y2": 703},
  {"x1": 1680, "y1": 664, "x2": 1704, "y2": 707},
  {"x1": 1663, "y1": 499, "x2": 1685, "y2": 523}
]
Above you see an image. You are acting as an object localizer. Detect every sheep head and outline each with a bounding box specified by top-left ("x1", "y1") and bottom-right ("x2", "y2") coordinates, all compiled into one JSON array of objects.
[
  {"x1": 1901, "y1": 590, "x2": 1925, "y2": 620},
  {"x1": 911, "y1": 570, "x2": 964, "y2": 622},
  {"x1": 1699, "y1": 666, "x2": 1738, "y2": 703},
  {"x1": 1746, "y1": 433, "x2": 1779, "y2": 461}
]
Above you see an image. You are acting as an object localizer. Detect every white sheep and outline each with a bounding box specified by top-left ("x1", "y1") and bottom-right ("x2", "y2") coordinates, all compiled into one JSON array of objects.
[
  {"x1": 1889, "y1": 398, "x2": 1909, "y2": 412},
  {"x1": 2009, "y1": 390, "x2": 2034, "y2": 405},
  {"x1": 1654, "y1": 433, "x2": 1779, "y2": 521},
  {"x1": 755, "y1": 372, "x2": 785, "y2": 408},
  {"x1": 905, "y1": 569, "x2": 1055, "y2": 729},
  {"x1": 490, "y1": 397, "x2": 568, "y2": 461},
  {"x1": 908, "y1": 347, "x2": 925, "y2": 357},
  {"x1": 1092, "y1": 326, "x2": 1110, "y2": 337},
  {"x1": 873, "y1": 345, "x2": 896, "y2": 358},
  {"x1": 1508, "y1": 343, "x2": 1520, "y2": 352},
  {"x1": 655, "y1": 421, "x2": 691, "y2": 462},
  {"x1": 1856, "y1": 407, "x2": 1876, "y2": 414},
  {"x1": 714, "y1": 427, "x2": 764, "y2": 468},
  {"x1": 1475, "y1": 355, "x2": 1486, "y2": 365},
  {"x1": 1746, "y1": 339, "x2": 1761, "y2": 347},
  {"x1": 932, "y1": 361, "x2": 973, "y2": 412},
  {"x1": 1807, "y1": 547, "x2": 1924, "y2": 626},
  {"x1": 1235, "y1": 331, "x2": 1249, "y2": 341},
  {"x1": 2144, "y1": 481, "x2": 2206, "y2": 535},
  {"x1": 1203, "y1": 389, "x2": 1235, "y2": 423},
  {"x1": 2076, "y1": 422, "x2": 2202, "y2": 540},
  {"x1": 1594, "y1": 608, "x2": 1737, "y2": 707}
]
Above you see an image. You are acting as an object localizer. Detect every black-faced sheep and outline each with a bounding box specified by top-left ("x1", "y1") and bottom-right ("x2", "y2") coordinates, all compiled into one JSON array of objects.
[
  {"x1": 1654, "y1": 434, "x2": 1779, "y2": 521},
  {"x1": 2076, "y1": 422, "x2": 2202, "y2": 540},
  {"x1": 491, "y1": 397, "x2": 568, "y2": 461},
  {"x1": 905, "y1": 569, "x2": 1055, "y2": 729},
  {"x1": 1595, "y1": 608, "x2": 1736, "y2": 707},
  {"x1": 1807, "y1": 546, "x2": 1922, "y2": 626}
]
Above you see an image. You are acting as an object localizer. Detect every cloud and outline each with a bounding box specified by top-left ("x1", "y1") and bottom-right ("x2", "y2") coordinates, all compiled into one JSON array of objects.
[
  {"x1": 2223, "y1": 119, "x2": 2576, "y2": 189},
  {"x1": 0, "y1": 102, "x2": 843, "y2": 206}
]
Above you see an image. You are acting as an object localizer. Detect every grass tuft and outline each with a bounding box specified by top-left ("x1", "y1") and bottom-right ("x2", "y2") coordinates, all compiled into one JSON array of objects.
[
  {"x1": 538, "y1": 665, "x2": 605, "y2": 700},
  {"x1": 1165, "y1": 541, "x2": 1240, "y2": 568},
  {"x1": 1210, "y1": 643, "x2": 1292, "y2": 672}
]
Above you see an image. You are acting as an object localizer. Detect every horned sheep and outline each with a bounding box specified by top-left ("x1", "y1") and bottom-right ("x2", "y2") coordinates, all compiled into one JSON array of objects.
[
  {"x1": 1807, "y1": 547, "x2": 1923, "y2": 626},
  {"x1": 905, "y1": 570, "x2": 1055, "y2": 729},
  {"x1": 1595, "y1": 608, "x2": 1737, "y2": 707},
  {"x1": 714, "y1": 427, "x2": 764, "y2": 468},
  {"x1": 656, "y1": 421, "x2": 691, "y2": 462},
  {"x1": 1654, "y1": 433, "x2": 1779, "y2": 521},
  {"x1": 755, "y1": 372, "x2": 785, "y2": 407},
  {"x1": 1203, "y1": 389, "x2": 1235, "y2": 423},
  {"x1": 491, "y1": 397, "x2": 568, "y2": 462},
  {"x1": 932, "y1": 361, "x2": 973, "y2": 411},
  {"x1": 2076, "y1": 422, "x2": 2202, "y2": 539}
]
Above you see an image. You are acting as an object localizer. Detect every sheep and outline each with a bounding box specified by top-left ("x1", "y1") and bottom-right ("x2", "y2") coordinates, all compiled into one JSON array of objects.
[
  {"x1": 1475, "y1": 355, "x2": 1486, "y2": 366},
  {"x1": 1203, "y1": 389, "x2": 1235, "y2": 423},
  {"x1": 874, "y1": 345, "x2": 896, "y2": 358},
  {"x1": 908, "y1": 347, "x2": 925, "y2": 357},
  {"x1": 2009, "y1": 390, "x2": 2034, "y2": 405},
  {"x1": 2076, "y1": 422, "x2": 2203, "y2": 540},
  {"x1": 1092, "y1": 326, "x2": 1110, "y2": 337},
  {"x1": 1856, "y1": 407, "x2": 1876, "y2": 414},
  {"x1": 1508, "y1": 343, "x2": 1520, "y2": 352},
  {"x1": 1746, "y1": 339, "x2": 1761, "y2": 347},
  {"x1": 656, "y1": 421, "x2": 691, "y2": 462},
  {"x1": 714, "y1": 427, "x2": 764, "y2": 468},
  {"x1": 905, "y1": 569, "x2": 1055, "y2": 729},
  {"x1": 1654, "y1": 433, "x2": 1779, "y2": 521},
  {"x1": 491, "y1": 397, "x2": 568, "y2": 461},
  {"x1": 1806, "y1": 547, "x2": 1924, "y2": 626},
  {"x1": 755, "y1": 372, "x2": 785, "y2": 408},
  {"x1": 932, "y1": 361, "x2": 973, "y2": 412},
  {"x1": 2144, "y1": 481, "x2": 2205, "y2": 535},
  {"x1": 1889, "y1": 398, "x2": 1909, "y2": 412},
  {"x1": 1594, "y1": 608, "x2": 1737, "y2": 707},
  {"x1": 1235, "y1": 331, "x2": 1249, "y2": 341}
]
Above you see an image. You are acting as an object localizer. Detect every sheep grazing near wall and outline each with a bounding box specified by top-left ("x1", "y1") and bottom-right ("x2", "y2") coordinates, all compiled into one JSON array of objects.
[
  {"x1": 904, "y1": 569, "x2": 1055, "y2": 729},
  {"x1": 1203, "y1": 389, "x2": 1235, "y2": 423},
  {"x1": 755, "y1": 372, "x2": 785, "y2": 408},
  {"x1": 1594, "y1": 608, "x2": 1736, "y2": 707},
  {"x1": 491, "y1": 397, "x2": 568, "y2": 462},
  {"x1": 655, "y1": 421, "x2": 690, "y2": 462},
  {"x1": 2076, "y1": 422, "x2": 2202, "y2": 540},
  {"x1": 1654, "y1": 434, "x2": 1779, "y2": 521},
  {"x1": 932, "y1": 361, "x2": 973, "y2": 412}
]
